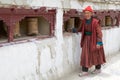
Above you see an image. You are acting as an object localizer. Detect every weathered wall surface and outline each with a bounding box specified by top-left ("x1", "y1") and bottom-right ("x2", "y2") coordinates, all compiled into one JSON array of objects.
[
  {"x1": 0, "y1": 0, "x2": 120, "y2": 10},
  {"x1": 0, "y1": 27, "x2": 120, "y2": 80},
  {"x1": 0, "y1": 0, "x2": 120, "y2": 80},
  {"x1": 103, "y1": 27, "x2": 120, "y2": 55}
]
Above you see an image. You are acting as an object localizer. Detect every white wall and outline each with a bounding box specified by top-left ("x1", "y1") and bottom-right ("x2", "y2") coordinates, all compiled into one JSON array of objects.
[
  {"x1": 0, "y1": 42, "x2": 38, "y2": 80},
  {"x1": 0, "y1": 27, "x2": 120, "y2": 80},
  {"x1": 103, "y1": 27, "x2": 120, "y2": 55},
  {"x1": 0, "y1": 0, "x2": 120, "y2": 10}
]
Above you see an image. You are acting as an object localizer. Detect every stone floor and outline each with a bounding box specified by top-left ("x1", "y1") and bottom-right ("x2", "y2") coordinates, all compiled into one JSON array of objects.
[{"x1": 59, "y1": 51, "x2": 120, "y2": 80}]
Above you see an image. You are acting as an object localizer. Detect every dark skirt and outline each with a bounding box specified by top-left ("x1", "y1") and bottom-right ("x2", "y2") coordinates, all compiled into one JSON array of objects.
[{"x1": 80, "y1": 36, "x2": 106, "y2": 68}]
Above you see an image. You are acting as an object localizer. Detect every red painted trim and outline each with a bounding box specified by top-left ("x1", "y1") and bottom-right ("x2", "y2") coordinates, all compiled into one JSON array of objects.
[
  {"x1": 63, "y1": 9, "x2": 120, "y2": 29},
  {"x1": 0, "y1": 7, "x2": 56, "y2": 42},
  {"x1": 63, "y1": 9, "x2": 81, "y2": 22}
]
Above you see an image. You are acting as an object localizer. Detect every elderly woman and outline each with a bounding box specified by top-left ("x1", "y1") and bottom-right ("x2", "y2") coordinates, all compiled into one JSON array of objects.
[{"x1": 77, "y1": 6, "x2": 106, "y2": 76}]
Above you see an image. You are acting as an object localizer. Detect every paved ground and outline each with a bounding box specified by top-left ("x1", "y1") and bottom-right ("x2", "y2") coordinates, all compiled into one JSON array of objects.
[{"x1": 59, "y1": 52, "x2": 120, "y2": 80}]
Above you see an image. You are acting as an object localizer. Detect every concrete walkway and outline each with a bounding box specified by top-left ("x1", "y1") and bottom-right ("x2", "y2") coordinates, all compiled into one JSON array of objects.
[{"x1": 59, "y1": 51, "x2": 120, "y2": 80}]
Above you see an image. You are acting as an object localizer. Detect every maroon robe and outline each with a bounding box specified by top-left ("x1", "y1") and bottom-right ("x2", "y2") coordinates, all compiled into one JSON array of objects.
[{"x1": 79, "y1": 18, "x2": 106, "y2": 68}]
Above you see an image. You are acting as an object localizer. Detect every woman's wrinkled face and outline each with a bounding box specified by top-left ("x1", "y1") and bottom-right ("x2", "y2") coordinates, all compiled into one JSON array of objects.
[{"x1": 84, "y1": 11, "x2": 93, "y2": 20}]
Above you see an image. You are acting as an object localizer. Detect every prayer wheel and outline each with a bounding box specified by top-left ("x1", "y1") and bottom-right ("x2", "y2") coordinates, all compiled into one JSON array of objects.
[
  {"x1": 67, "y1": 18, "x2": 75, "y2": 29},
  {"x1": 14, "y1": 22, "x2": 21, "y2": 38},
  {"x1": 113, "y1": 18, "x2": 117, "y2": 26},
  {"x1": 101, "y1": 18, "x2": 105, "y2": 26},
  {"x1": 63, "y1": 21, "x2": 67, "y2": 32},
  {"x1": 105, "y1": 16, "x2": 112, "y2": 26},
  {"x1": 27, "y1": 18, "x2": 39, "y2": 36}
]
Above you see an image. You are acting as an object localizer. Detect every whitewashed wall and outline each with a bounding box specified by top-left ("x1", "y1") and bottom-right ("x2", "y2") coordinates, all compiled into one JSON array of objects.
[
  {"x1": 0, "y1": 27, "x2": 120, "y2": 80},
  {"x1": 102, "y1": 27, "x2": 120, "y2": 55},
  {"x1": 0, "y1": 0, "x2": 120, "y2": 10},
  {"x1": 0, "y1": 0, "x2": 120, "y2": 80}
]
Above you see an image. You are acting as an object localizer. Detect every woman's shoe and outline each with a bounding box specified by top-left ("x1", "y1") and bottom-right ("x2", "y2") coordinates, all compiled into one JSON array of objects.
[
  {"x1": 91, "y1": 69, "x2": 101, "y2": 74},
  {"x1": 79, "y1": 72, "x2": 88, "y2": 77}
]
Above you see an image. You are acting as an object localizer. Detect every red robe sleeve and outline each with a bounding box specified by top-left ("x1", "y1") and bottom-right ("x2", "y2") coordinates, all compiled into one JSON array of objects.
[{"x1": 96, "y1": 22, "x2": 103, "y2": 45}]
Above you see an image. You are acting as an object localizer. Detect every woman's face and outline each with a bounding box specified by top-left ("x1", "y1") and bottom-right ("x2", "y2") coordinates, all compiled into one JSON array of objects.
[{"x1": 84, "y1": 11, "x2": 92, "y2": 20}]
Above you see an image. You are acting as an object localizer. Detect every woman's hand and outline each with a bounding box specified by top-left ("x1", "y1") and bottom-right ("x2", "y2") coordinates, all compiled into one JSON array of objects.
[
  {"x1": 96, "y1": 42, "x2": 103, "y2": 49},
  {"x1": 96, "y1": 44, "x2": 101, "y2": 49}
]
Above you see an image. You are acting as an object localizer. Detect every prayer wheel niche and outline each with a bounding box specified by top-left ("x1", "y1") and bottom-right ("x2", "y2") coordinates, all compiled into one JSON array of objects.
[
  {"x1": 27, "y1": 18, "x2": 39, "y2": 36},
  {"x1": 14, "y1": 22, "x2": 21, "y2": 38},
  {"x1": 105, "y1": 16, "x2": 112, "y2": 26}
]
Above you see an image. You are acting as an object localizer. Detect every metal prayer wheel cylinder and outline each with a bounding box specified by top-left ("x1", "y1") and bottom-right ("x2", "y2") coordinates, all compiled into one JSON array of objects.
[
  {"x1": 27, "y1": 18, "x2": 39, "y2": 36},
  {"x1": 67, "y1": 18, "x2": 75, "y2": 29},
  {"x1": 63, "y1": 21, "x2": 67, "y2": 32},
  {"x1": 101, "y1": 19, "x2": 104, "y2": 26},
  {"x1": 105, "y1": 16, "x2": 112, "y2": 26},
  {"x1": 113, "y1": 18, "x2": 117, "y2": 26},
  {"x1": 14, "y1": 22, "x2": 21, "y2": 37}
]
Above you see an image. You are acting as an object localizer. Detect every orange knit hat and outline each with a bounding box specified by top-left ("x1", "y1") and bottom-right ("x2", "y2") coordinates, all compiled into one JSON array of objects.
[{"x1": 83, "y1": 6, "x2": 93, "y2": 12}]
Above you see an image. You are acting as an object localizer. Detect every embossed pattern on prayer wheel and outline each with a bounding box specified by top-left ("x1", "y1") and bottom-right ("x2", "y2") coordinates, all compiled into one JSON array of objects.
[
  {"x1": 14, "y1": 22, "x2": 21, "y2": 37},
  {"x1": 106, "y1": 16, "x2": 112, "y2": 26},
  {"x1": 27, "y1": 18, "x2": 39, "y2": 36}
]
